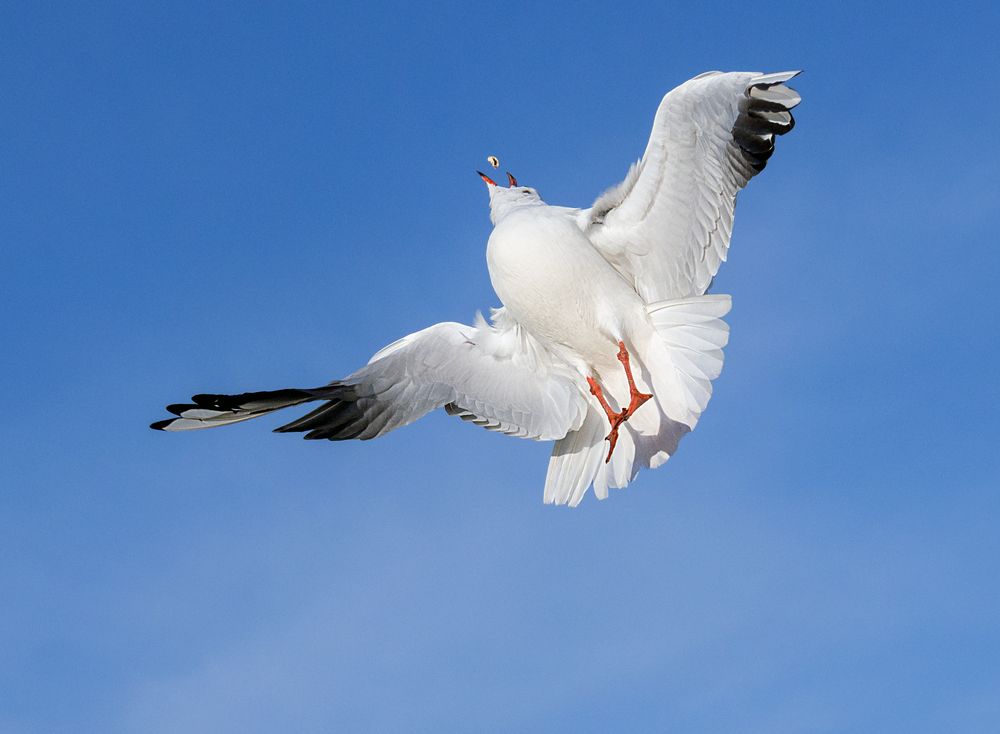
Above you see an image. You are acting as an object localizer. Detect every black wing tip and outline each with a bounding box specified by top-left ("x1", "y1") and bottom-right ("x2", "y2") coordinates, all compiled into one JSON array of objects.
[
  {"x1": 190, "y1": 393, "x2": 219, "y2": 408},
  {"x1": 150, "y1": 419, "x2": 174, "y2": 431},
  {"x1": 166, "y1": 403, "x2": 196, "y2": 416}
]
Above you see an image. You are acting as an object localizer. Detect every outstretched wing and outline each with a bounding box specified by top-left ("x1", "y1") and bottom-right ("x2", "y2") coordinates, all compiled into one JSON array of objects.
[
  {"x1": 275, "y1": 311, "x2": 588, "y2": 442},
  {"x1": 585, "y1": 70, "x2": 801, "y2": 303}
]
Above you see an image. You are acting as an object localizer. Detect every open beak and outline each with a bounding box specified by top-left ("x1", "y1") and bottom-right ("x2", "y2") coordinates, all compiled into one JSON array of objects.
[
  {"x1": 507, "y1": 171, "x2": 518, "y2": 187},
  {"x1": 477, "y1": 170, "x2": 497, "y2": 187}
]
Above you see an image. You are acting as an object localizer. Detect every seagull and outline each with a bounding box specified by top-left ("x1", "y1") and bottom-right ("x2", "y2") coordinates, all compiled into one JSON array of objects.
[{"x1": 152, "y1": 70, "x2": 801, "y2": 506}]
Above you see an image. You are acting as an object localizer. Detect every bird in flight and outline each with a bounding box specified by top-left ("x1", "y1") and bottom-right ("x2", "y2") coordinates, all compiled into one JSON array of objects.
[{"x1": 152, "y1": 70, "x2": 801, "y2": 506}]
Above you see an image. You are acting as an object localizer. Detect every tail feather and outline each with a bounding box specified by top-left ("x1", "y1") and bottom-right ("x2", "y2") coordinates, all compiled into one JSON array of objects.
[
  {"x1": 542, "y1": 293, "x2": 731, "y2": 506},
  {"x1": 543, "y1": 408, "x2": 606, "y2": 506},
  {"x1": 642, "y1": 294, "x2": 732, "y2": 429}
]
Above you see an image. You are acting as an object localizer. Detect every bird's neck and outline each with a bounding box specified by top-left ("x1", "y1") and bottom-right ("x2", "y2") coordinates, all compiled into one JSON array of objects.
[{"x1": 490, "y1": 198, "x2": 544, "y2": 225}]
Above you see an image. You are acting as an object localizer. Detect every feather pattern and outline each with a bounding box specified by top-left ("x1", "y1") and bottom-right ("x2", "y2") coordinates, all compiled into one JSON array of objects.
[
  {"x1": 585, "y1": 71, "x2": 801, "y2": 302},
  {"x1": 153, "y1": 312, "x2": 589, "y2": 443},
  {"x1": 152, "y1": 70, "x2": 801, "y2": 506}
]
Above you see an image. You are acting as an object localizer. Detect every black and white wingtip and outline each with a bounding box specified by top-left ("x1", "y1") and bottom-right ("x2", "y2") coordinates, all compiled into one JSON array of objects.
[
  {"x1": 731, "y1": 71, "x2": 802, "y2": 178},
  {"x1": 149, "y1": 403, "x2": 258, "y2": 431},
  {"x1": 149, "y1": 386, "x2": 343, "y2": 433}
]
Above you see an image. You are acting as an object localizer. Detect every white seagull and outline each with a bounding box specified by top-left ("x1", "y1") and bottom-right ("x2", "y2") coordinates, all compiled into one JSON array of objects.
[{"x1": 152, "y1": 70, "x2": 802, "y2": 506}]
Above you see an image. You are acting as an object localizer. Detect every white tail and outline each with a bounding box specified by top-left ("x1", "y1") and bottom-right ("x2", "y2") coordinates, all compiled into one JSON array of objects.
[{"x1": 543, "y1": 294, "x2": 732, "y2": 506}]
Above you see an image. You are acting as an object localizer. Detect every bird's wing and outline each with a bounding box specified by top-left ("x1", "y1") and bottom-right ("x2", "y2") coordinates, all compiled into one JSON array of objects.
[
  {"x1": 584, "y1": 71, "x2": 801, "y2": 302},
  {"x1": 274, "y1": 310, "x2": 588, "y2": 442}
]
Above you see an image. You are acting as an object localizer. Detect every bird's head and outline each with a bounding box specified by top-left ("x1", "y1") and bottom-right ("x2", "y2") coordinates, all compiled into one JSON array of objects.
[{"x1": 477, "y1": 169, "x2": 543, "y2": 224}]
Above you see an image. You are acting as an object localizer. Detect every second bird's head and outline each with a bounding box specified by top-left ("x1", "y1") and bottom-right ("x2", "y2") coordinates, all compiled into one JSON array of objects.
[{"x1": 477, "y1": 169, "x2": 543, "y2": 224}]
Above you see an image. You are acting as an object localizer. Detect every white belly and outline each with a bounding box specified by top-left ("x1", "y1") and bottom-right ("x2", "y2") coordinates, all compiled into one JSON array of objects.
[{"x1": 486, "y1": 208, "x2": 646, "y2": 372}]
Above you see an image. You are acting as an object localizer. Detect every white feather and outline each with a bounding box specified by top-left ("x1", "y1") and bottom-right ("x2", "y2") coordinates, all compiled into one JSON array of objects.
[
  {"x1": 585, "y1": 71, "x2": 801, "y2": 302},
  {"x1": 154, "y1": 70, "x2": 800, "y2": 507}
]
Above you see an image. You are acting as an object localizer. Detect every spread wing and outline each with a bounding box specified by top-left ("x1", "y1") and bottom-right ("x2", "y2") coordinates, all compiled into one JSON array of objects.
[
  {"x1": 585, "y1": 70, "x2": 801, "y2": 302},
  {"x1": 274, "y1": 310, "x2": 589, "y2": 442}
]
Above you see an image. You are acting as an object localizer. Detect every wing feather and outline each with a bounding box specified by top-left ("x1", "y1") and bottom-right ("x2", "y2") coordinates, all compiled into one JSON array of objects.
[
  {"x1": 276, "y1": 311, "x2": 588, "y2": 442},
  {"x1": 586, "y1": 70, "x2": 801, "y2": 302}
]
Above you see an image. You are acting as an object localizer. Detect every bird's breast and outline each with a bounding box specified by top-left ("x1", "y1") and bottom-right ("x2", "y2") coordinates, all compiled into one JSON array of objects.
[{"x1": 485, "y1": 209, "x2": 641, "y2": 366}]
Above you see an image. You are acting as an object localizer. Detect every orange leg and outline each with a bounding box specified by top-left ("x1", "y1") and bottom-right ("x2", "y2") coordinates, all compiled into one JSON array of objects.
[{"x1": 588, "y1": 341, "x2": 653, "y2": 463}]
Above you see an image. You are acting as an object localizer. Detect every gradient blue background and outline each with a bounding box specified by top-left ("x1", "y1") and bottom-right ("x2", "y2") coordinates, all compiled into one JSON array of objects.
[{"x1": 2, "y1": 2, "x2": 999, "y2": 731}]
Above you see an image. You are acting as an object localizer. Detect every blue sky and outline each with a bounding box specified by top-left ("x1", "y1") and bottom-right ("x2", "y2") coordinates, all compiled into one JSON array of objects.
[{"x1": 2, "y1": 1, "x2": 999, "y2": 731}]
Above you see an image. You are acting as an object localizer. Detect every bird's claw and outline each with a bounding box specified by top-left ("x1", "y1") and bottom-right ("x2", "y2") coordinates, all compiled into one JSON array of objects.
[
  {"x1": 604, "y1": 426, "x2": 619, "y2": 463},
  {"x1": 591, "y1": 341, "x2": 654, "y2": 463}
]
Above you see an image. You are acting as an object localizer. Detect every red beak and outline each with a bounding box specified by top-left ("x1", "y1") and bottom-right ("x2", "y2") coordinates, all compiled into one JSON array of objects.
[
  {"x1": 507, "y1": 172, "x2": 518, "y2": 187},
  {"x1": 477, "y1": 170, "x2": 497, "y2": 187}
]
